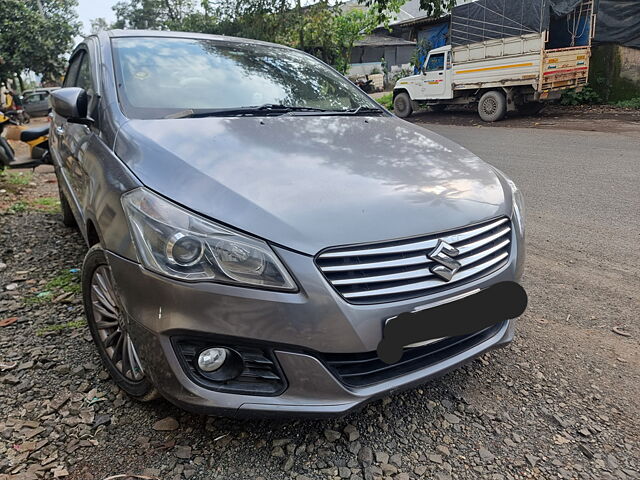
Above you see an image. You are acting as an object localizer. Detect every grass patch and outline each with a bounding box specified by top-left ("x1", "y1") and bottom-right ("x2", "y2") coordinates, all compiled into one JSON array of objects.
[
  {"x1": 376, "y1": 93, "x2": 394, "y2": 111},
  {"x1": 23, "y1": 292, "x2": 53, "y2": 305},
  {"x1": 0, "y1": 171, "x2": 33, "y2": 186},
  {"x1": 7, "y1": 201, "x2": 28, "y2": 214},
  {"x1": 24, "y1": 269, "x2": 81, "y2": 306},
  {"x1": 36, "y1": 319, "x2": 86, "y2": 336},
  {"x1": 614, "y1": 97, "x2": 640, "y2": 109},
  {"x1": 45, "y1": 270, "x2": 82, "y2": 295},
  {"x1": 5, "y1": 197, "x2": 61, "y2": 215},
  {"x1": 31, "y1": 197, "x2": 61, "y2": 213}
]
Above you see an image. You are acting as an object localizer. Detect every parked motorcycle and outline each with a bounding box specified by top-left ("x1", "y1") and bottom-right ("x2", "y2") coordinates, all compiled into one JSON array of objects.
[
  {"x1": 4, "y1": 107, "x2": 31, "y2": 125},
  {"x1": 0, "y1": 111, "x2": 50, "y2": 170}
]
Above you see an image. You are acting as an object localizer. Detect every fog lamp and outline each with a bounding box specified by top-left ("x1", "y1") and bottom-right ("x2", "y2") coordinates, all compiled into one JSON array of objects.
[{"x1": 197, "y1": 347, "x2": 228, "y2": 372}]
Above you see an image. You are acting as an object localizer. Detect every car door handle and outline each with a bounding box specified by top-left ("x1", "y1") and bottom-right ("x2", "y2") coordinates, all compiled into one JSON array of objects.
[{"x1": 55, "y1": 126, "x2": 65, "y2": 136}]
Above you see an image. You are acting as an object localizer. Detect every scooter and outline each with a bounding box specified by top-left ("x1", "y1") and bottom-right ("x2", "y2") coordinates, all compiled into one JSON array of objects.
[
  {"x1": 0, "y1": 111, "x2": 50, "y2": 170},
  {"x1": 4, "y1": 107, "x2": 31, "y2": 125}
]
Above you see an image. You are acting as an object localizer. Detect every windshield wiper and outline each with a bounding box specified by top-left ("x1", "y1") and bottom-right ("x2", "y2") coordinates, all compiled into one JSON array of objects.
[
  {"x1": 165, "y1": 104, "x2": 331, "y2": 119},
  {"x1": 341, "y1": 106, "x2": 385, "y2": 115},
  {"x1": 284, "y1": 106, "x2": 385, "y2": 116}
]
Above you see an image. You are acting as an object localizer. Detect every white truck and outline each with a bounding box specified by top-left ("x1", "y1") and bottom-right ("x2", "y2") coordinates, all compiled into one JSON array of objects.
[{"x1": 393, "y1": 0, "x2": 595, "y2": 121}]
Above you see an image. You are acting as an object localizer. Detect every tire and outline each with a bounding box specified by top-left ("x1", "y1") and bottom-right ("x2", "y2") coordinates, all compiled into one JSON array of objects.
[
  {"x1": 31, "y1": 146, "x2": 45, "y2": 160},
  {"x1": 0, "y1": 137, "x2": 14, "y2": 167},
  {"x1": 478, "y1": 91, "x2": 507, "y2": 122},
  {"x1": 517, "y1": 102, "x2": 545, "y2": 116},
  {"x1": 393, "y1": 92, "x2": 413, "y2": 118},
  {"x1": 82, "y1": 245, "x2": 159, "y2": 401},
  {"x1": 58, "y1": 187, "x2": 77, "y2": 228}
]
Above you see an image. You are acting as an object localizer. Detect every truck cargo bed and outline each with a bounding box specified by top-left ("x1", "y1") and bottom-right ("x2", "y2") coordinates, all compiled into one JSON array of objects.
[
  {"x1": 540, "y1": 46, "x2": 590, "y2": 92},
  {"x1": 451, "y1": 34, "x2": 543, "y2": 90}
]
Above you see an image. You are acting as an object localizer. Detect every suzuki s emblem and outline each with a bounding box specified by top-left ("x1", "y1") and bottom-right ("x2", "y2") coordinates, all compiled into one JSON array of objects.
[{"x1": 428, "y1": 240, "x2": 461, "y2": 282}]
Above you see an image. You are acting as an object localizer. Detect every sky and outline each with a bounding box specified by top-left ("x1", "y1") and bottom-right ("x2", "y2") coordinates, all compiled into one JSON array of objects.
[{"x1": 76, "y1": 0, "x2": 118, "y2": 37}]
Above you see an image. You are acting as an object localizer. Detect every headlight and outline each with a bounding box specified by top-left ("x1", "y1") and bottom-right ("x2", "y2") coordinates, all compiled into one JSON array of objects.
[{"x1": 121, "y1": 188, "x2": 297, "y2": 291}]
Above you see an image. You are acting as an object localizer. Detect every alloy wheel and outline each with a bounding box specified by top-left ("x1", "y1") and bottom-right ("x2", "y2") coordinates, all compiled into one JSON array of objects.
[{"x1": 90, "y1": 265, "x2": 145, "y2": 382}]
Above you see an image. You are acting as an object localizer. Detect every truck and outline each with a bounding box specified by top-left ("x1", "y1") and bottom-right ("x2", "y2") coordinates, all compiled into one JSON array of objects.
[{"x1": 393, "y1": 0, "x2": 596, "y2": 121}]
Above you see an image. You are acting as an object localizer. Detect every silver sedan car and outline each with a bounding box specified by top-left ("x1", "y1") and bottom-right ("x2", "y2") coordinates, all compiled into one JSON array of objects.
[{"x1": 48, "y1": 30, "x2": 526, "y2": 417}]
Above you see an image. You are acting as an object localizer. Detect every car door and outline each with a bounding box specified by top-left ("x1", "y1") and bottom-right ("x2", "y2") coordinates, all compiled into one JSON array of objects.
[
  {"x1": 51, "y1": 48, "x2": 96, "y2": 225},
  {"x1": 420, "y1": 52, "x2": 447, "y2": 98},
  {"x1": 22, "y1": 93, "x2": 41, "y2": 116},
  {"x1": 23, "y1": 93, "x2": 49, "y2": 116}
]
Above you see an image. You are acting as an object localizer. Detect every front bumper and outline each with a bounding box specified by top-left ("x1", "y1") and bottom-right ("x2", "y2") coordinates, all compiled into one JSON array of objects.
[{"x1": 106, "y1": 229, "x2": 523, "y2": 417}]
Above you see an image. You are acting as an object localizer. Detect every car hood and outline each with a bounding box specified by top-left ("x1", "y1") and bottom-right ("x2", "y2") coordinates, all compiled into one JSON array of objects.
[{"x1": 115, "y1": 115, "x2": 511, "y2": 255}]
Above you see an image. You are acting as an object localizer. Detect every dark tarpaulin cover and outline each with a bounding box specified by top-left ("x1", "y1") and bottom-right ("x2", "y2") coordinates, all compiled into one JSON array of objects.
[
  {"x1": 549, "y1": 0, "x2": 584, "y2": 16},
  {"x1": 450, "y1": 0, "x2": 594, "y2": 47},
  {"x1": 594, "y1": 0, "x2": 640, "y2": 48},
  {"x1": 450, "y1": 0, "x2": 549, "y2": 46}
]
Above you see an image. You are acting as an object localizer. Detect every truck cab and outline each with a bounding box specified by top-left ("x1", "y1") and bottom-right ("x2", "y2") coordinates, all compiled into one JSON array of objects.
[{"x1": 395, "y1": 46, "x2": 454, "y2": 103}]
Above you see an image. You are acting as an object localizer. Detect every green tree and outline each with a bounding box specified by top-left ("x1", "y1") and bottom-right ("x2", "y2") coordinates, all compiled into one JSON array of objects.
[
  {"x1": 0, "y1": 0, "x2": 80, "y2": 85},
  {"x1": 361, "y1": 0, "x2": 455, "y2": 23},
  {"x1": 90, "y1": 17, "x2": 110, "y2": 34},
  {"x1": 332, "y1": 9, "x2": 378, "y2": 73},
  {"x1": 112, "y1": 0, "x2": 198, "y2": 30}
]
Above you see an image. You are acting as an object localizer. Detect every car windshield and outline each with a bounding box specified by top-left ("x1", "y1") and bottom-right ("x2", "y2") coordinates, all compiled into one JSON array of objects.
[{"x1": 111, "y1": 36, "x2": 383, "y2": 119}]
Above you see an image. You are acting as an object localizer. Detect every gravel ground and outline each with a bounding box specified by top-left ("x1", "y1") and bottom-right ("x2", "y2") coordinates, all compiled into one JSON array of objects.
[{"x1": 1, "y1": 119, "x2": 639, "y2": 480}]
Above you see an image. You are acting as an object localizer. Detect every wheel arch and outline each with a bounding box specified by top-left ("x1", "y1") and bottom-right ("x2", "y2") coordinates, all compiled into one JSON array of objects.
[
  {"x1": 393, "y1": 88, "x2": 409, "y2": 100},
  {"x1": 85, "y1": 218, "x2": 102, "y2": 247}
]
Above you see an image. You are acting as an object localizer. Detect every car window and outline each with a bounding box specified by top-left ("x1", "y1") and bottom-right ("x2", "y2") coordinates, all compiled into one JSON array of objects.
[
  {"x1": 426, "y1": 53, "x2": 445, "y2": 72},
  {"x1": 111, "y1": 36, "x2": 382, "y2": 119},
  {"x1": 27, "y1": 93, "x2": 46, "y2": 103},
  {"x1": 63, "y1": 53, "x2": 83, "y2": 87},
  {"x1": 76, "y1": 54, "x2": 93, "y2": 92}
]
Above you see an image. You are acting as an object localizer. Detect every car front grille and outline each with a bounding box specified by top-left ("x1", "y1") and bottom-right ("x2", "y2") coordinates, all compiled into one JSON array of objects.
[
  {"x1": 320, "y1": 321, "x2": 506, "y2": 388},
  {"x1": 316, "y1": 217, "x2": 512, "y2": 304}
]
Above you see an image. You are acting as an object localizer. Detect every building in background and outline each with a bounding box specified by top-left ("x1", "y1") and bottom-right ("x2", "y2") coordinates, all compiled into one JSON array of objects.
[{"x1": 590, "y1": 0, "x2": 640, "y2": 102}]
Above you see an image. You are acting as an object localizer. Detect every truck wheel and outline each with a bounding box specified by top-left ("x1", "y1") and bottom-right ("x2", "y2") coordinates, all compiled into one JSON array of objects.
[
  {"x1": 478, "y1": 91, "x2": 507, "y2": 122},
  {"x1": 393, "y1": 93, "x2": 413, "y2": 118}
]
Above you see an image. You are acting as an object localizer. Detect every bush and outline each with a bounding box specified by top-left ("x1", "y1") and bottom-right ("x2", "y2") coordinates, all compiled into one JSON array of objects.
[
  {"x1": 614, "y1": 97, "x2": 640, "y2": 109},
  {"x1": 560, "y1": 86, "x2": 602, "y2": 106},
  {"x1": 390, "y1": 68, "x2": 413, "y2": 83},
  {"x1": 376, "y1": 93, "x2": 393, "y2": 110}
]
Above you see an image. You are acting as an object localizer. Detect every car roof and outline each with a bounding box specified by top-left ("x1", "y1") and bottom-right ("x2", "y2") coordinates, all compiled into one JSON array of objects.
[
  {"x1": 97, "y1": 29, "x2": 295, "y2": 50},
  {"x1": 429, "y1": 45, "x2": 452, "y2": 54}
]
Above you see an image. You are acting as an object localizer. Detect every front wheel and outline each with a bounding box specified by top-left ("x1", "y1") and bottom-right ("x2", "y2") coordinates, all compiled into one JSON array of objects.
[
  {"x1": 58, "y1": 187, "x2": 77, "y2": 228},
  {"x1": 393, "y1": 92, "x2": 413, "y2": 118},
  {"x1": 82, "y1": 245, "x2": 158, "y2": 401},
  {"x1": 0, "y1": 137, "x2": 15, "y2": 167},
  {"x1": 478, "y1": 91, "x2": 507, "y2": 122}
]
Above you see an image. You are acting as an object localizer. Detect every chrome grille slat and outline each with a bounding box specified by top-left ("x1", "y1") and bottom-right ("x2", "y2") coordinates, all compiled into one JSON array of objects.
[
  {"x1": 456, "y1": 227, "x2": 511, "y2": 255},
  {"x1": 331, "y1": 267, "x2": 435, "y2": 286},
  {"x1": 342, "y1": 252, "x2": 509, "y2": 299},
  {"x1": 319, "y1": 217, "x2": 508, "y2": 258},
  {"x1": 316, "y1": 217, "x2": 512, "y2": 304},
  {"x1": 321, "y1": 254, "x2": 429, "y2": 272}
]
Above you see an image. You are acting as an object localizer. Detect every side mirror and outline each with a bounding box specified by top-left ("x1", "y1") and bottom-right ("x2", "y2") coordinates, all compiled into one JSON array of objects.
[{"x1": 50, "y1": 87, "x2": 92, "y2": 126}]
